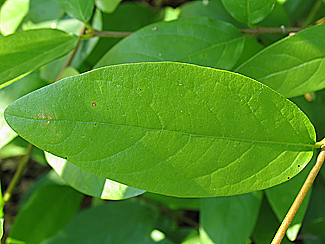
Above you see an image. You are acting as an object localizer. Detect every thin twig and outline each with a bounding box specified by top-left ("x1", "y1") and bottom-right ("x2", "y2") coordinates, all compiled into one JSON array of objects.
[
  {"x1": 271, "y1": 147, "x2": 325, "y2": 244},
  {"x1": 1, "y1": 144, "x2": 34, "y2": 209},
  {"x1": 88, "y1": 26, "x2": 305, "y2": 39},
  {"x1": 240, "y1": 26, "x2": 305, "y2": 35},
  {"x1": 91, "y1": 29, "x2": 133, "y2": 38},
  {"x1": 55, "y1": 25, "x2": 87, "y2": 82}
]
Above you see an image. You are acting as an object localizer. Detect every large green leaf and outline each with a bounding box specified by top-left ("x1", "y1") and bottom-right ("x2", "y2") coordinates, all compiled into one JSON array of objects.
[
  {"x1": 221, "y1": 0, "x2": 276, "y2": 24},
  {"x1": 95, "y1": 17, "x2": 245, "y2": 70},
  {"x1": 42, "y1": 200, "x2": 159, "y2": 244},
  {"x1": 6, "y1": 185, "x2": 83, "y2": 244},
  {"x1": 45, "y1": 152, "x2": 145, "y2": 200},
  {"x1": 4, "y1": 62, "x2": 316, "y2": 197},
  {"x1": 53, "y1": 0, "x2": 94, "y2": 23},
  {"x1": 0, "y1": 29, "x2": 79, "y2": 88},
  {"x1": 235, "y1": 24, "x2": 325, "y2": 98},
  {"x1": 200, "y1": 192, "x2": 262, "y2": 243}
]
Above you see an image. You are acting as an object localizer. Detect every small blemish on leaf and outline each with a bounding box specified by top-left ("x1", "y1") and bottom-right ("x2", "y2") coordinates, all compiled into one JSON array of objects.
[
  {"x1": 298, "y1": 165, "x2": 300, "y2": 167},
  {"x1": 64, "y1": 157, "x2": 67, "y2": 159},
  {"x1": 94, "y1": 123, "x2": 97, "y2": 126},
  {"x1": 92, "y1": 103, "x2": 97, "y2": 107},
  {"x1": 287, "y1": 177, "x2": 290, "y2": 179},
  {"x1": 152, "y1": 27, "x2": 157, "y2": 31},
  {"x1": 89, "y1": 139, "x2": 92, "y2": 141}
]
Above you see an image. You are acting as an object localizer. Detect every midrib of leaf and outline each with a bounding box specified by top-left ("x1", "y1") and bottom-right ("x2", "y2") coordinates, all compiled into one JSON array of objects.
[{"x1": 5, "y1": 114, "x2": 316, "y2": 148}]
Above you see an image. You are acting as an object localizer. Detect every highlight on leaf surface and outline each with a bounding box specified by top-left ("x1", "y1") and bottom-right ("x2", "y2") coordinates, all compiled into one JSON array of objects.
[{"x1": 4, "y1": 62, "x2": 316, "y2": 197}]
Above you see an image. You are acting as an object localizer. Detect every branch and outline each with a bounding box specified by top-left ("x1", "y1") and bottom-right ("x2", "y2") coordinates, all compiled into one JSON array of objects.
[
  {"x1": 86, "y1": 26, "x2": 306, "y2": 39},
  {"x1": 271, "y1": 146, "x2": 325, "y2": 244},
  {"x1": 240, "y1": 26, "x2": 305, "y2": 35}
]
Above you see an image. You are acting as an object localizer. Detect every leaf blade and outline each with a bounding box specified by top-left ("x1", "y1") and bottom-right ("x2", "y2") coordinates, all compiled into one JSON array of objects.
[
  {"x1": 95, "y1": 17, "x2": 245, "y2": 70},
  {"x1": 4, "y1": 62, "x2": 316, "y2": 197},
  {"x1": 235, "y1": 24, "x2": 325, "y2": 98},
  {"x1": 0, "y1": 29, "x2": 79, "y2": 87},
  {"x1": 221, "y1": 0, "x2": 276, "y2": 24}
]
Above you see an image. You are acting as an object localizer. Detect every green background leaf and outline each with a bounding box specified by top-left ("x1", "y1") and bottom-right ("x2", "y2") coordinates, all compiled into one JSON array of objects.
[
  {"x1": 200, "y1": 192, "x2": 262, "y2": 243},
  {"x1": 221, "y1": 0, "x2": 276, "y2": 24},
  {"x1": 0, "y1": 29, "x2": 79, "y2": 88},
  {"x1": 45, "y1": 152, "x2": 146, "y2": 200},
  {"x1": 95, "y1": 17, "x2": 245, "y2": 70},
  {"x1": 6, "y1": 185, "x2": 83, "y2": 244},
  {"x1": 236, "y1": 24, "x2": 325, "y2": 98},
  {"x1": 53, "y1": 0, "x2": 94, "y2": 23},
  {"x1": 4, "y1": 62, "x2": 316, "y2": 197},
  {"x1": 252, "y1": 196, "x2": 292, "y2": 244},
  {"x1": 42, "y1": 199, "x2": 159, "y2": 244}
]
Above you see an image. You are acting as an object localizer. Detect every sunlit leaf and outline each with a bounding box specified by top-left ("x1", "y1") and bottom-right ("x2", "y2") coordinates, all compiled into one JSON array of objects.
[{"x1": 5, "y1": 62, "x2": 316, "y2": 197}]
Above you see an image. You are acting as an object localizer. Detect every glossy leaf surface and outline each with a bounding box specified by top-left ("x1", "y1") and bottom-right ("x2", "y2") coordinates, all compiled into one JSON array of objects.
[
  {"x1": 42, "y1": 200, "x2": 159, "y2": 244},
  {"x1": 53, "y1": 0, "x2": 94, "y2": 23},
  {"x1": 221, "y1": 0, "x2": 276, "y2": 24},
  {"x1": 0, "y1": 29, "x2": 79, "y2": 88},
  {"x1": 200, "y1": 192, "x2": 262, "y2": 243},
  {"x1": 236, "y1": 24, "x2": 325, "y2": 98},
  {"x1": 45, "y1": 152, "x2": 145, "y2": 200},
  {"x1": 95, "y1": 17, "x2": 245, "y2": 70},
  {"x1": 7, "y1": 185, "x2": 83, "y2": 244},
  {"x1": 5, "y1": 62, "x2": 316, "y2": 197}
]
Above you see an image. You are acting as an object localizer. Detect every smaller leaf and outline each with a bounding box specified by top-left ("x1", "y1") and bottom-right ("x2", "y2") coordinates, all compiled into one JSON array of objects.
[
  {"x1": 252, "y1": 197, "x2": 292, "y2": 244},
  {"x1": 200, "y1": 192, "x2": 262, "y2": 243},
  {"x1": 236, "y1": 24, "x2": 325, "y2": 98},
  {"x1": 95, "y1": 0, "x2": 122, "y2": 13},
  {"x1": 221, "y1": 0, "x2": 276, "y2": 24},
  {"x1": 6, "y1": 185, "x2": 83, "y2": 244},
  {"x1": 0, "y1": 0, "x2": 29, "y2": 36},
  {"x1": 0, "y1": 29, "x2": 79, "y2": 88},
  {"x1": 25, "y1": 0, "x2": 64, "y2": 23},
  {"x1": 42, "y1": 200, "x2": 159, "y2": 244},
  {"x1": 95, "y1": 17, "x2": 245, "y2": 70},
  {"x1": 45, "y1": 152, "x2": 145, "y2": 200},
  {"x1": 53, "y1": 0, "x2": 94, "y2": 23}
]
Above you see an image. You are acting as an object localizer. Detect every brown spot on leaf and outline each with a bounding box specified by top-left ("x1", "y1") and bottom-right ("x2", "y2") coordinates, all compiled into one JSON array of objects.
[{"x1": 92, "y1": 103, "x2": 96, "y2": 107}]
